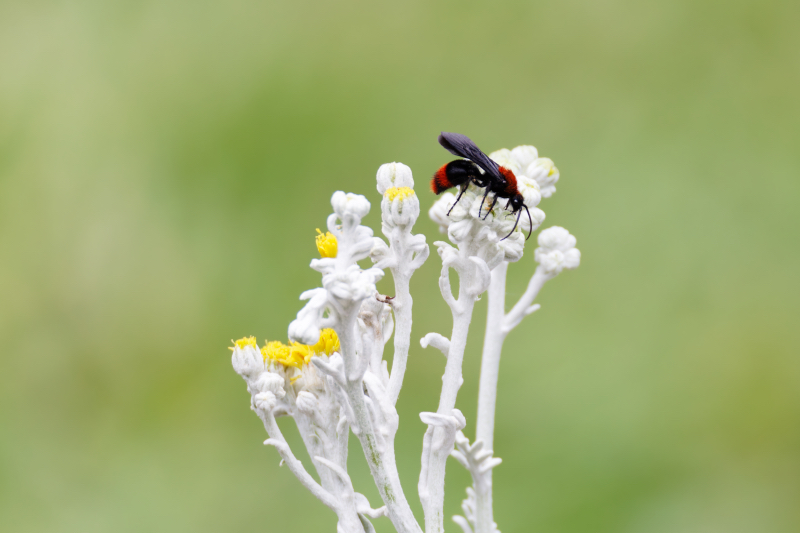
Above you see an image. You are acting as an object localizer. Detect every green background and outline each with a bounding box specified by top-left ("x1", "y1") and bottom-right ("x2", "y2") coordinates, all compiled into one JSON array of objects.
[{"x1": 1, "y1": 0, "x2": 798, "y2": 532}]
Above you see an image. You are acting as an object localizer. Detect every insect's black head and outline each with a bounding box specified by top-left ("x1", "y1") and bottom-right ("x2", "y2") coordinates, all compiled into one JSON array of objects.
[{"x1": 508, "y1": 194, "x2": 525, "y2": 213}]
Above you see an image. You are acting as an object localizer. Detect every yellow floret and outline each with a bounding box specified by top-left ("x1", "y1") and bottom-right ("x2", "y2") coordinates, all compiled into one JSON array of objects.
[
  {"x1": 230, "y1": 336, "x2": 257, "y2": 351},
  {"x1": 260, "y1": 329, "x2": 341, "y2": 369},
  {"x1": 262, "y1": 341, "x2": 293, "y2": 365},
  {"x1": 315, "y1": 228, "x2": 338, "y2": 258},
  {"x1": 384, "y1": 186, "x2": 415, "y2": 201},
  {"x1": 310, "y1": 328, "x2": 340, "y2": 356}
]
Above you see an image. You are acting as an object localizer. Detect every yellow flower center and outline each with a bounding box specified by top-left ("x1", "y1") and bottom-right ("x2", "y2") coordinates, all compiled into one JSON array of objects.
[
  {"x1": 384, "y1": 186, "x2": 415, "y2": 201},
  {"x1": 261, "y1": 329, "x2": 341, "y2": 368},
  {"x1": 230, "y1": 336, "x2": 257, "y2": 351},
  {"x1": 315, "y1": 228, "x2": 338, "y2": 258}
]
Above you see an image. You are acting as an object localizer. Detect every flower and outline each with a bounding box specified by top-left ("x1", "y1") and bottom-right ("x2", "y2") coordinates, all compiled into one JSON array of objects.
[
  {"x1": 510, "y1": 145, "x2": 539, "y2": 169},
  {"x1": 315, "y1": 228, "x2": 338, "y2": 258},
  {"x1": 262, "y1": 329, "x2": 341, "y2": 369},
  {"x1": 231, "y1": 336, "x2": 264, "y2": 379},
  {"x1": 331, "y1": 191, "x2": 370, "y2": 221},
  {"x1": 295, "y1": 391, "x2": 318, "y2": 414},
  {"x1": 376, "y1": 162, "x2": 414, "y2": 194},
  {"x1": 430, "y1": 180, "x2": 542, "y2": 268},
  {"x1": 534, "y1": 226, "x2": 580, "y2": 274},
  {"x1": 253, "y1": 371, "x2": 286, "y2": 395},
  {"x1": 526, "y1": 157, "x2": 559, "y2": 198},
  {"x1": 309, "y1": 328, "x2": 341, "y2": 356},
  {"x1": 253, "y1": 391, "x2": 279, "y2": 413},
  {"x1": 428, "y1": 144, "x2": 551, "y2": 267},
  {"x1": 382, "y1": 186, "x2": 420, "y2": 229}
]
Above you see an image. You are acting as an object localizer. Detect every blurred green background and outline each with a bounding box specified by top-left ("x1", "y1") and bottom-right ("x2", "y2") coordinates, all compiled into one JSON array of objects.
[{"x1": 1, "y1": 0, "x2": 798, "y2": 531}]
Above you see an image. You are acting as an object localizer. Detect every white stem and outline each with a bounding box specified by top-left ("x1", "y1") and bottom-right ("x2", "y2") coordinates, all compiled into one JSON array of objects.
[
  {"x1": 502, "y1": 267, "x2": 551, "y2": 334},
  {"x1": 475, "y1": 262, "x2": 508, "y2": 451},
  {"x1": 472, "y1": 263, "x2": 508, "y2": 533},
  {"x1": 339, "y1": 310, "x2": 423, "y2": 533},
  {"x1": 387, "y1": 272, "x2": 412, "y2": 405},
  {"x1": 260, "y1": 413, "x2": 341, "y2": 514},
  {"x1": 420, "y1": 256, "x2": 479, "y2": 533},
  {"x1": 471, "y1": 264, "x2": 552, "y2": 533}
]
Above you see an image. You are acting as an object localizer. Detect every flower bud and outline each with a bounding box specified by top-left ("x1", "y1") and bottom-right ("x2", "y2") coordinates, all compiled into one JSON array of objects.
[
  {"x1": 331, "y1": 191, "x2": 370, "y2": 221},
  {"x1": 526, "y1": 158, "x2": 559, "y2": 198},
  {"x1": 376, "y1": 162, "x2": 414, "y2": 194},
  {"x1": 253, "y1": 391, "x2": 278, "y2": 413},
  {"x1": 296, "y1": 391, "x2": 318, "y2": 414},
  {"x1": 510, "y1": 145, "x2": 539, "y2": 169},
  {"x1": 254, "y1": 371, "x2": 286, "y2": 397},
  {"x1": 231, "y1": 337, "x2": 264, "y2": 379},
  {"x1": 534, "y1": 226, "x2": 580, "y2": 275},
  {"x1": 381, "y1": 187, "x2": 420, "y2": 228}
]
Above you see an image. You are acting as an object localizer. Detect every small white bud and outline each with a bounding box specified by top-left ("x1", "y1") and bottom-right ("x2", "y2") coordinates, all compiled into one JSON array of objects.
[
  {"x1": 231, "y1": 342, "x2": 264, "y2": 379},
  {"x1": 534, "y1": 226, "x2": 580, "y2": 275},
  {"x1": 510, "y1": 145, "x2": 539, "y2": 169},
  {"x1": 526, "y1": 158, "x2": 559, "y2": 198},
  {"x1": 376, "y1": 162, "x2": 414, "y2": 194},
  {"x1": 254, "y1": 391, "x2": 278, "y2": 413},
  {"x1": 295, "y1": 391, "x2": 318, "y2": 414},
  {"x1": 331, "y1": 191, "x2": 370, "y2": 220},
  {"x1": 254, "y1": 371, "x2": 286, "y2": 397}
]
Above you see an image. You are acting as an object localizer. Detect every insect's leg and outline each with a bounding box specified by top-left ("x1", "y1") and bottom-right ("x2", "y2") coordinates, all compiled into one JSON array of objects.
[
  {"x1": 500, "y1": 209, "x2": 522, "y2": 241},
  {"x1": 447, "y1": 184, "x2": 468, "y2": 216},
  {"x1": 478, "y1": 187, "x2": 491, "y2": 217},
  {"x1": 524, "y1": 206, "x2": 533, "y2": 240},
  {"x1": 483, "y1": 195, "x2": 500, "y2": 220}
]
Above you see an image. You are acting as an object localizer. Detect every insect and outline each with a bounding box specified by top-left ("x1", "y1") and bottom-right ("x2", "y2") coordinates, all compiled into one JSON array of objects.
[{"x1": 430, "y1": 132, "x2": 533, "y2": 240}]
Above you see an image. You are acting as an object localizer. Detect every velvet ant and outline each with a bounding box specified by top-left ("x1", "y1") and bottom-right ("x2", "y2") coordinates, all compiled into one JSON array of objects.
[{"x1": 431, "y1": 132, "x2": 533, "y2": 240}]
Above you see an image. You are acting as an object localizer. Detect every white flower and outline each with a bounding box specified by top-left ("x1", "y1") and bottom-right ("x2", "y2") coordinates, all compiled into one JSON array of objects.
[
  {"x1": 510, "y1": 145, "x2": 539, "y2": 169},
  {"x1": 534, "y1": 226, "x2": 580, "y2": 275},
  {"x1": 376, "y1": 162, "x2": 414, "y2": 194},
  {"x1": 254, "y1": 371, "x2": 286, "y2": 397},
  {"x1": 526, "y1": 158, "x2": 559, "y2": 198},
  {"x1": 254, "y1": 391, "x2": 278, "y2": 413},
  {"x1": 331, "y1": 191, "x2": 370, "y2": 221},
  {"x1": 381, "y1": 186, "x2": 420, "y2": 229},
  {"x1": 296, "y1": 391, "x2": 319, "y2": 414},
  {"x1": 231, "y1": 338, "x2": 264, "y2": 379}
]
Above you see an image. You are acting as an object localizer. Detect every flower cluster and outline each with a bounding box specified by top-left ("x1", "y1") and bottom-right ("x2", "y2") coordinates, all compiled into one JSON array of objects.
[
  {"x1": 428, "y1": 145, "x2": 552, "y2": 270},
  {"x1": 231, "y1": 329, "x2": 341, "y2": 416},
  {"x1": 228, "y1": 136, "x2": 580, "y2": 533},
  {"x1": 534, "y1": 226, "x2": 581, "y2": 275}
]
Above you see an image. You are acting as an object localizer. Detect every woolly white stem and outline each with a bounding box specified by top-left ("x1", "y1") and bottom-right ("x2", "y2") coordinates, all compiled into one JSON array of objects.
[
  {"x1": 387, "y1": 272, "x2": 412, "y2": 405},
  {"x1": 503, "y1": 267, "x2": 551, "y2": 334},
  {"x1": 339, "y1": 310, "x2": 423, "y2": 533},
  {"x1": 420, "y1": 255, "x2": 480, "y2": 533},
  {"x1": 472, "y1": 263, "x2": 508, "y2": 533},
  {"x1": 471, "y1": 264, "x2": 552, "y2": 533},
  {"x1": 261, "y1": 413, "x2": 348, "y2": 520},
  {"x1": 475, "y1": 262, "x2": 508, "y2": 451}
]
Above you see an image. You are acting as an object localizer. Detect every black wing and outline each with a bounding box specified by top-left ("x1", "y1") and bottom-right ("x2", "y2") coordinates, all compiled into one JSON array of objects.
[{"x1": 438, "y1": 132, "x2": 502, "y2": 181}]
